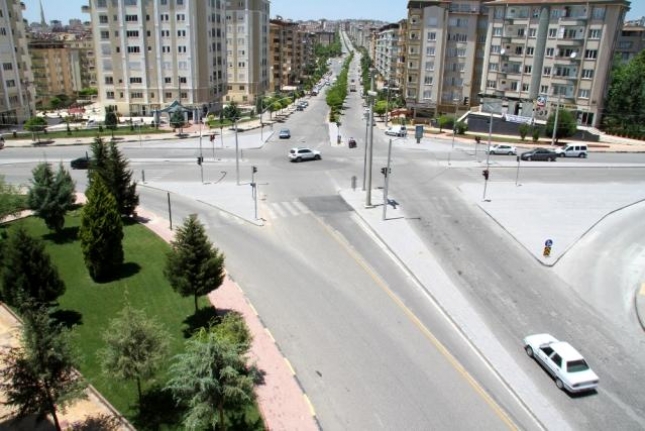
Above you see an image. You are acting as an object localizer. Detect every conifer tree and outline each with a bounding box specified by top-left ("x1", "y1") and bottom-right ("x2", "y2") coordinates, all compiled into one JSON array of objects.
[
  {"x1": 164, "y1": 214, "x2": 225, "y2": 313},
  {"x1": 79, "y1": 174, "x2": 123, "y2": 281},
  {"x1": 27, "y1": 162, "x2": 76, "y2": 233}
]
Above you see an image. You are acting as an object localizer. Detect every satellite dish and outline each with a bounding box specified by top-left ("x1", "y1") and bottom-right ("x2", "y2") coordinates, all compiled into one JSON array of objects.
[
  {"x1": 500, "y1": 49, "x2": 506, "y2": 55},
  {"x1": 570, "y1": 52, "x2": 577, "y2": 59}
]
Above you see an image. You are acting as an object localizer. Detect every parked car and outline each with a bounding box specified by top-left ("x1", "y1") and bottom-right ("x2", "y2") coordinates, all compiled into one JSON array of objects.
[
  {"x1": 523, "y1": 333, "x2": 599, "y2": 393},
  {"x1": 385, "y1": 125, "x2": 407, "y2": 137},
  {"x1": 555, "y1": 144, "x2": 588, "y2": 158},
  {"x1": 279, "y1": 129, "x2": 291, "y2": 139},
  {"x1": 70, "y1": 156, "x2": 92, "y2": 170},
  {"x1": 520, "y1": 148, "x2": 557, "y2": 161},
  {"x1": 487, "y1": 144, "x2": 517, "y2": 155},
  {"x1": 289, "y1": 147, "x2": 321, "y2": 162}
]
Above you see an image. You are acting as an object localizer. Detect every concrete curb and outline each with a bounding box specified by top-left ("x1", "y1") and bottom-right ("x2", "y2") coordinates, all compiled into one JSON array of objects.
[{"x1": 635, "y1": 283, "x2": 645, "y2": 332}]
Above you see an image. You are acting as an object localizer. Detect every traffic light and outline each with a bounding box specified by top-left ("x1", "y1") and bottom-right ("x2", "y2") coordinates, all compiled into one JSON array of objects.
[
  {"x1": 252, "y1": 166, "x2": 257, "y2": 173},
  {"x1": 482, "y1": 169, "x2": 489, "y2": 180},
  {"x1": 381, "y1": 167, "x2": 391, "y2": 177},
  {"x1": 197, "y1": 156, "x2": 203, "y2": 165}
]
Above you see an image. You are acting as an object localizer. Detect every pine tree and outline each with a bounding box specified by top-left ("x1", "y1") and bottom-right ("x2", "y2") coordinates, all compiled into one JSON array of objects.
[
  {"x1": 0, "y1": 226, "x2": 65, "y2": 310},
  {"x1": 27, "y1": 162, "x2": 76, "y2": 233},
  {"x1": 79, "y1": 174, "x2": 123, "y2": 281},
  {"x1": 164, "y1": 214, "x2": 225, "y2": 313},
  {"x1": 166, "y1": 326, "x2": 255, "y2": 431},
  {"x1": 98, "y1": 303, "x2": 170, "y2": 403},
  {"x1": 0, "y1": 306, "x2": 86, "y2": 431}
]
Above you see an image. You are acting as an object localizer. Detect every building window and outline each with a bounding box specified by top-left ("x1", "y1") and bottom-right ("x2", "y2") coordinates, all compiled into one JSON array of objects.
[
  {"x1": 582, "y1": 69, "x2": 594, "y2": 79},
  {"x1": 127, "y1": 46, "x2": 140, "y2": 53},
  {"x1": 126, "y1": 30, "x2": 139, "y2": 37},
  {"x1": 493, "y1": 27, "x2": 503, "y2": 36},
  {"x1": 589, "y1": 29, "x2": 602, "y2": 39},
  {"x1": 177, "y1": 30, "x2": 186, "y2": 37},
  {"x1": 548, "y1": 28, "x2": 557, "y2": 38},
  {"x1": 177, "y1": 14, "x2": 186, "y2": 21},
  {"x1": 517, "y1": 28, "x2": 525, "y2": 37},
  {"x1": 105, "y1": 76, "x2": 113, "y2": 84},
  {"x1": 526, "y1": 47, "x2": 534, "y2": 56},
  {"x1": 100, "y1": 30, "x2": 109, "y2": 40},
  {"x1": 426, "y1": 47, "x2": 435, "y2": 56},
  {"x1": 162, "y1": 46, "x2": 170, "y2": 53},
  {"x1": 180, "y1": 77, "x2": 187, "y2": 84},
  {"x1": 529, "y1": 28, "x2": 537, "y2": 38},
  {"x1": 2, "y1": 62, "x2": 12, "y2": 71},
  {"x1": 486, "y1": 80, "x2": 496, "y2": 89},
  {"x1": 578, "y1": 89, "x2": 590, "y2": 99},
  {"x1": 543, "y1": 66, "x2": 551, "y2": 76},
  {"x1": 591, "y1": 7, "x2": 605, "y2": 19},
  {"x1": 515, "y1": 46, "x2": 523, "y2": 55},
  {"x1": 491, "y1": 45, "x2": 501, "y2": 54},
  {"x1": 425, "y1": 61, "x2": 434, "y2": 71},
  {"x1": 131, "y1": 92, "x2": 143, "y2": 99},
  {"x1": 130, "y1": 77, "x2": 143, "y2": 83},
  {"x1": 124, "y1": 0, "x2": 137, "y2": 5},
  {"x1": 510, "y1": 81, "x2": 519, "y2": 91},
  {"x1": 99, "y1": 15, "x2": 108, "y2": 24},
  {"x1": 5, "y1": 80, "x2": 15, "y2": 88},
  {"x1": 178, "y1": 46, "x2": 186, "y2": 53},
  {"x1": 165, "y1": 92, "x2": 172, "y2": 98},
  {"x1": 424, "y1": 76, "x2": 433, "y2": 85},
  {"x1": 546, "y1": 48, "x2": 554, "y2": 57},
  {"x1": 161, "y1": 30, "x2": 170, "y2": 37},
  {"x1": 125, "y1": 14, "x2": 138, "y2": 22},
  {"x1": 524, "y1": 65, "x2": 532, "y2": 73},
  {"x1": 585, "y1": 49, "x2": 598, "y2": 59},
  {"x1": 540, "y1": 85, "x2": 549, "y2": 93},
  {"x1": 427, "y1": 32, "x2": 436, "y2": 41},
  {"x1": 522, "y1": 83, "x2": 529, "y2": 91},
  {"x1": 180, "y1": 92, "x2": 187, "y2": 99},
  {"x1": 489, "y1": 62, "x2": 498, "y2": 71},
  {"x1": 97, "y1": 0, "x2": 107, "y2": 6},
  {"x1": 106, "y1": 91, "x2": 115, "y2": 99},
  {"x1": 164, "y1": 77, "x2": 171, "y2": 83}
]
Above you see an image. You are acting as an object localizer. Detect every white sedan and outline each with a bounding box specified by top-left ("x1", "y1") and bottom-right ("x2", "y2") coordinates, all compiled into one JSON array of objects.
[
  {"x1": 487, "y1": 144, "x2": 517, "y2": 155},
  {"x1": 523, "y1": 334, "x2": 599, "y2": 393}
]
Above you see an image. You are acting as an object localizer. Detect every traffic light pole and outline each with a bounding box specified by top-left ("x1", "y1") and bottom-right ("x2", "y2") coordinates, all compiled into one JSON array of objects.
[{"x1": 382, "y1": 138, "x2": 393, "y2": 221}]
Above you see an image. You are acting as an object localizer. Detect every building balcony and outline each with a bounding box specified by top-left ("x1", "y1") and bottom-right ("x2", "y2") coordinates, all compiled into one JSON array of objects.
[{"x1": 556, "y1": 38, "x2": 584, "y2": 47}]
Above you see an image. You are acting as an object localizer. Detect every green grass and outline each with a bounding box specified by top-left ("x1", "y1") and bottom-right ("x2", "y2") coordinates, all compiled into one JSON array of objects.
[
  {"x1": 12, "y1": 126, "x2": 173, "y2": 141},
  {"x1": 4, "y1": 213, "x2": 263, "y2": 430}
]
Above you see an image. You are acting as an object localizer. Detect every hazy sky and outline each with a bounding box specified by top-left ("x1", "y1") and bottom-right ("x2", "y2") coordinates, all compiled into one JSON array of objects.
[{"x1": 22, "y1": 0, "x2": 645, "y2": 25}]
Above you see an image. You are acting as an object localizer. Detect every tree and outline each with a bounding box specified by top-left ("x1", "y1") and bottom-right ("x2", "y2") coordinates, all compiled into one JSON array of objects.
[
  {"x1": 49, "y1": 97, "x2": 63, "y2": 110},
  {"x1": 170, "y1": 110, "x2": 186, "y2": 133},
  {"x1": 437, "y1": 115, "x2": 454, "y2": 132},
  {"x1": 222, "y1": 102, "x2": 242, "y2": 123},
  {"x1": 88, "y1": 137, "x2": 139, "y2": 217},
  {"x1": 79, "y1": 174, "x2": 124, "y2": 281},
  {"x1": 373, "y1": 100, "x2": 388, "y2": 117},
  {"x1": 104, "y1": 107, "x2": 117, "y2": 138},
  {"x1": 603, "y1": 50, "x2": 645, "y2": 136},
  {"x1": 24, "y1": 116, "x2": 48, "y2": 142},
  {"x1": 545, "y1": 109, "x2": 577, "y2": 144},
  {"x1": 0, "y1": 227, "x2": 65, "y2": 310},
  {"x1": 164, "y1": 214, "x2": 225, "y2": 313},
  {"x1": 211, "y1": 312, "x2": 252, "y2": 356},
  {"x1": 0, "y1": 306, "x2": 86, "y2": 431},
  {"x1": 99, "y1": 303, "x2": 170, "y2": 403},
  {"x1": 27, "y1": 163, "x2": 76, "y2": 233},
  {"x1": 518, "y1": 123, "x2": 530, "y2": 141},
  {"x1": 455, "y1": 121, "x2": 468, "y2": 135},
  {"x1": 165, "y1": 326, "x2": 255, "y2": 431},
  {"x1": 0, "y1": 175, "x2": 24, "y2": 223}
]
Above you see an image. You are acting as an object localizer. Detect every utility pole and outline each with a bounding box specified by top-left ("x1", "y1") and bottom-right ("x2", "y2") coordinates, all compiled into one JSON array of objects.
[
  {"x1": 366, "y1": 71, "x2": 376, "y2": 207},
  {"x1": 198, "y1": 111, "x2": 204, "y2": 183},
  {"x1": 362, "y1": 68, "x2": 375, "y2": 191},
  {"x1": 382, "y1": 138, "x2": 393, "y2": 220}
]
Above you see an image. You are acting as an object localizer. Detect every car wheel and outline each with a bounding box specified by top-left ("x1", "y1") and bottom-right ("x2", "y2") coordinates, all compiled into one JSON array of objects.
[
  {"x1": 527, "y1": 156, "x2": 532, "y2": 161},
  {"x1": 525, "y1": 346, "x2": 534, "y2": 357},
  {"x1": 550, "y1": 157, "x2": 555, "y2": 162},
  {"x1": 296, "y1": 157, "x2": 302, "y2": 162},
  {"x1": 555, "y1": 378, "x2": 564, "y2": 390},
  {"x1": 579, "y1": 153, "x2": 586, "y2": 158},
  {"x1": 314, "y1": 155, "x2": 321, "y2": 160}
]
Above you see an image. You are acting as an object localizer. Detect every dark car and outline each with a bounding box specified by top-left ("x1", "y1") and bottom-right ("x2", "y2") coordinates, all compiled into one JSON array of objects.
[
  {"x1": 348, "y1": 137, "x2": 357, "y2": 148},
  {"x1": 70, "y1": 156, "x2": 92, "y2": 169},
  {"x1": 520, "y1": 148, "x2": 557, "y2": 162}
]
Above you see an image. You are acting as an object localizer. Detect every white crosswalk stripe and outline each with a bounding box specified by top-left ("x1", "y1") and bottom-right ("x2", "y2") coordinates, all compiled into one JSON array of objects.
[{"x1": 263, "y1": 201, "x2": 311, "y2": 220}]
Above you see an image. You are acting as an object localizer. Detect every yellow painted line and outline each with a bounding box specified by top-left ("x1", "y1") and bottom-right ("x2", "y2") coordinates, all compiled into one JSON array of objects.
[
  {"x1": 284, "y1": 358, "x2": 296, "y2": 376},
  {"x1": 640, "y1": 283, "x2": 645, "y2": 296},
  {"x1": 315, "y1": 217, "x2": 518, "y2": 431},
  {"x1": 303, "y1": 394, "x2": 316, "y2": 417},
  {"x1": 264, "y1": 327, "x2": 276, "y2": 343}
]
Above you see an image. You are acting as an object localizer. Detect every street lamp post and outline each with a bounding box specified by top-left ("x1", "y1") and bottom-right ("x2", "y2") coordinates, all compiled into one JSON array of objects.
[
  {"x1": 448, "y1": 98, "x2": 460, "y2": 166},
  {"x1": 199, "y1": 111, "x2": 204, "y2": 183},
  {"x1": 235, "y1": 117, "x2": 240, "y2": 185},
  {"x1": 363, "y1": 68, "x2": 375, "y2": 193},
  {"x1": 382, "y1": 138, "x2": 393, "y2": 220}
]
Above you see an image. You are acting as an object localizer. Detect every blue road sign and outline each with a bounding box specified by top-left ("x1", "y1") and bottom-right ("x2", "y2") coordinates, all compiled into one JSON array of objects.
[{"x1": 545, "y1": 239, "x2": 553, "y2": 247}]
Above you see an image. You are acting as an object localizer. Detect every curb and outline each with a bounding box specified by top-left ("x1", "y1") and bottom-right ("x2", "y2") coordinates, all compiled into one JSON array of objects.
[{"x1": 635, "y1": 283, "x2": 645, "y2": 332}]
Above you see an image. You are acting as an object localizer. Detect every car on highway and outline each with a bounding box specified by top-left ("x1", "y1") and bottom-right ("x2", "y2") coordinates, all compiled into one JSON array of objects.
[
  {"x1": 289, "y1": 147, "x2": 321, "y2": 162},
  {"x1": 279, "y1": 129, "x2": 291, "y2": 139},
  {"x1": 555, "y1": 144, "x2": 588, "y2": 158},
  {"x1": 70, "y1": 156, "x2": 92, "y2": 170},
  {"x1": 385, "y1": 125, "x2": 407, "y2": 137},
  {"x1": 520, "y1": 147, "x2": 557, "y2": 161},
  {"x1": 523, "y1": 333, "x2": 599, "y2": 393},
  {"x1": 487, "y1": 144, "x2": 517, "y2": 155}
]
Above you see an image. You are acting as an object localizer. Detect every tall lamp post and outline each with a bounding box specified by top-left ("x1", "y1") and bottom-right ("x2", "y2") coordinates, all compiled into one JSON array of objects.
[
  {"x1": 363, "y1": 68, "x2": 375, "y2": 192},
  {"x1": 447, "y1": 98, "x2": 460, "y2": 166}
]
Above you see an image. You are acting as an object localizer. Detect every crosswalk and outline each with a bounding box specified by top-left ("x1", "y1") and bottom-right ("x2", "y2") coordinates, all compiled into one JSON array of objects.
[{"x1": 262, "y1": 200, "x2": 311, "y2": 220}]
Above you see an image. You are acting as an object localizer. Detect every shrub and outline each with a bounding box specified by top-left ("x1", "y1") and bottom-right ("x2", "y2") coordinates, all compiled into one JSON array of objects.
[{"x1": 455, "y1": 121, "x2": 468, "y2": 135}]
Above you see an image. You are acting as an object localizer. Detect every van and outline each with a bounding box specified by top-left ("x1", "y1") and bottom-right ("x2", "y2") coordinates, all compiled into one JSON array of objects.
[
  {"x1": 557, "y1": 144, "x2": 588, "y2": 158},
  {"x1": 385, "y1": 125, "x2": 407, "y2": 137}
]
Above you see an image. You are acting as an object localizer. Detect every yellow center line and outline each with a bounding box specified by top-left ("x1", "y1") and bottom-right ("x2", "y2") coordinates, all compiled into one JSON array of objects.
[{"x1": 316, "y1": 216, "x2": 518, "y2": 430}]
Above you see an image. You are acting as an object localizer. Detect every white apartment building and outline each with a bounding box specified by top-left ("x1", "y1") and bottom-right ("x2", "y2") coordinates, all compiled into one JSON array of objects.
[
  {"x1": 480, "y1": 0, "x2": 630, "y2": 127},
  {"x1": 375, "y1": 23, "x2": 401, "y2": 87},
  {"x1": 0, "y1": 0, "x2": 35, "y2": 126},
  {"x1": 87, "y1": 0, "x2": 227, "y2": 116},
  {"x1": 225, "y1": 0, "x2": 269, "y2": 105}
]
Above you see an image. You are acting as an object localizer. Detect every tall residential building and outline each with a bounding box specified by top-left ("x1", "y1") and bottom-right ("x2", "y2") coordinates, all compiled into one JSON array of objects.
[
  {"x1": 0, "y1": 0, "x2": 35, "y2": 126},
  {"x1": 374, "y1": 23, "x2": 401, "y2": 87},
  {"x1": 268, "y1": 19, "x2": 315, "y2": 93},
  {"x1": 87, "y1": 0, "x2": 227, "y2": 116},
  {"x1": 28, "y1": 34, "x2": 96, "y2": 107},
  {"x1": 480, "y1": 0, "x2": 630, "y2": 127},
  {"x1": 225, "y1": 0, "x2": 269, "y2": 105},
  {"x1": 616, "y1": 23, "x2": 645, "y2": 62},
  {"x1": 403, "y1": 1, "x2": 487, "y2": 119}
]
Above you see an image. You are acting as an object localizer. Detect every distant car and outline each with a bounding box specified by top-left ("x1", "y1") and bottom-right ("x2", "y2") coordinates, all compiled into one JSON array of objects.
[
  {"x1": 523, "y1": 333, "x2": 599, "y2": 393},
  {"x1": 488, "y1": 144, "x2": 517, "y2": 155},
  {"x1": 348, "y1": 137, "x2": 357, "y2": 148},
  {"x1": 555, "y1": 144, "x2": 588, "y2": 158},
  {"x1": 70, "y1": 156, "x2": 92, "y2": 170},
  {"x1": 299, "y1": 101, "x2": 309, "y2": 108},
  {"x1": 520, "y1": 148, "x2": 557, "y2": 161},
  {"x1": 289, "y1": 147, "x2": 321, "y2": 162},
  {"x1": 279, "y1": 129, "x2": 291, "y2": 139},
  {"x1": 385, "y1": 125, "x2": 407, "y2": 137}
]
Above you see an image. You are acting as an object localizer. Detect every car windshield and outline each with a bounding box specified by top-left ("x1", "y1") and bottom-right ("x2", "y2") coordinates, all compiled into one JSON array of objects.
[{"x1": 567, "y1": 359, "x2": 590, "y2": 372}]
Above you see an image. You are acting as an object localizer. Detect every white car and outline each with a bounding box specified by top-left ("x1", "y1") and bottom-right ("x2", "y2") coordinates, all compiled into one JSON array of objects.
[
  {"x1": 523, "y1": 334, "x2": 599, "y2": 393},
  {"x1": 487, "y1": 144, "x2": 517, "y2": 155},
  {"x1": 288, "y1": 147, "x2": 321, "y2": 162}
]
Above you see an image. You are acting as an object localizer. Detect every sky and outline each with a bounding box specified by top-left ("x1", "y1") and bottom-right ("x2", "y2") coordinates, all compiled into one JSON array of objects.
[{"x1": 21, "y1": 0, "x2": 645, "y2": 25}]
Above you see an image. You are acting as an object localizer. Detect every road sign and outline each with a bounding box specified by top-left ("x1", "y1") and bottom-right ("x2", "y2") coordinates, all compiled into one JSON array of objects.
[
  {"x1": 543, "y1": 246, "x2": 551, "y2": 257},
  {"x1": 545, "y1": 239, "x2": 553, "y2": 247}
]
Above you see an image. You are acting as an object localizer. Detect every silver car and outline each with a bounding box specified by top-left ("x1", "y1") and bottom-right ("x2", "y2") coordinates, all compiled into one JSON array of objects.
[
  {"x1": 487, "y1": 144, "x2": 517, "y2": 155},
  {"x1": 288, "y1": 147, "x2": 321, "y2": 162}
]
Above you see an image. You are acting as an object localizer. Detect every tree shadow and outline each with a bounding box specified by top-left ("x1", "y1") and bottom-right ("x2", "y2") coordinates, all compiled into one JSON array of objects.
[
  {"x1": 131, "y1": 384, "x2": 183, "y2": 431},
  {"x1": 121, "y1": 217, "x2": 139, "y2": 227},
  {"x1": 92, "y1": 262, "x2": 141, "y2": 284},
  {"x1": 42, "y1": 226, "x2": 79, "y2": 244},
  {"x1": 182, "y1": 306, "x2": 228, "y2": 338},
  {"x1": 50, "y1": 308, "x2": 83, "y2": 328},
  {"x1": 0, "y1": 415, "x2": 54, "y2": 430},
  {"x1": 227, "y1": 411, "x2": 265, "y2": 431},
  {"x1": 67, "y1": 413, "x2": 122, "y2": 431}
]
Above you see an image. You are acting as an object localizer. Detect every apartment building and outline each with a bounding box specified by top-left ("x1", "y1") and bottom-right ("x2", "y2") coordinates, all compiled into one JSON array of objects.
[
  {"x1": 268, "y1": 19, "x2": 316, "y2": 93},
  {"x1": 28, "y1": 34, "x2": 96, "y2": 107},
  {"x1": 87, "y1": 0, "x2": 227, "y2": 116},
  {"x1": 404, "y1": 1, "x2": 487, "y2": 119},
  {"x1": 0, "y1": 0, "x2": 35, "y2": 126},
  {"x1": 480, "y1": 0, "x2": 630, "y2": 127},
  {"x1": 616, "y1": 23, "x2": 645, "y2": 61},
  {"x1": 225, "y1": 0, "x2": 269, "y2": 105},
  {"x1": 374, "y1": 23, "x2": 400, "y2": 87}
]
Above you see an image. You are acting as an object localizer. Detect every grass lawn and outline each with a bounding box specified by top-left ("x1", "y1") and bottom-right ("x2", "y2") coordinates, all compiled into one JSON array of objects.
[
  {"x1": 14, "y1": 126, "x2": 173, "y2": 141},
  {"x1": 4, "y1": 212, "x2": 263, "y2": 430}
]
